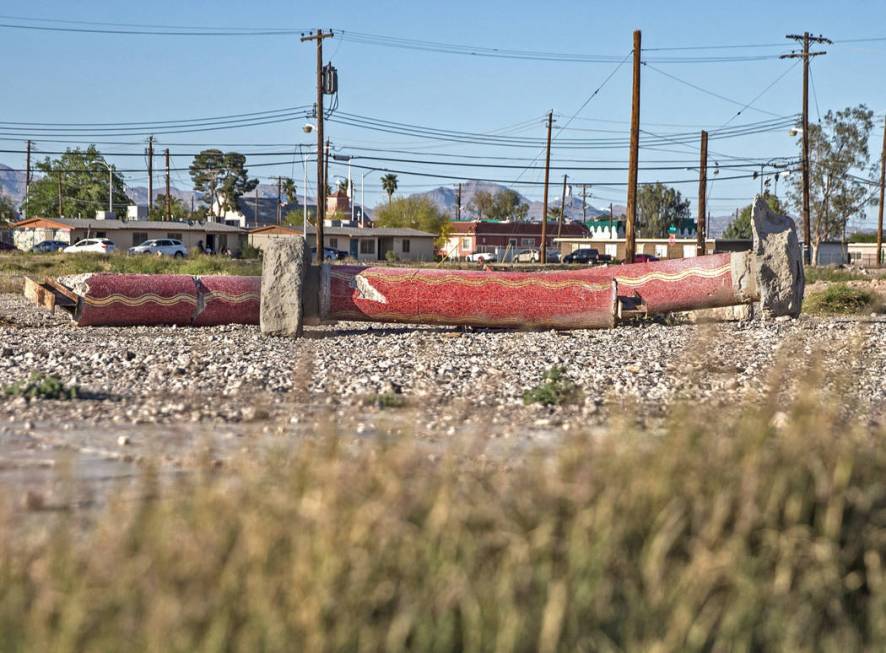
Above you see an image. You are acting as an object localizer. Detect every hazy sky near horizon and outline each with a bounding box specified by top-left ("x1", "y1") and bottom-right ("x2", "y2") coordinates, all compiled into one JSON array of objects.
[{"x1": 3, "y1": 0, "x2": 886, "y2": 223}]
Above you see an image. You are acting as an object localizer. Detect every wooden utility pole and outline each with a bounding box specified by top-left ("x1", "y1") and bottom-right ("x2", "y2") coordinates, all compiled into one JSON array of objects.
[
  {"x1": 540, "y1": 111, "x2": 554, "y2": 265},
  {"x1": 164, "y1": 148, "x2": 171, "y2": 221},
  {"x1": 456, "y1": 183, "x2": 462, "y2": 220},
  {"x1": 276, "y1": 176, "x2": 283, "y2": 224},
  {"x1": 57, "y1": 171, "x2": 63, "y2": 218},
  {"x1": 877, "y1": 118, "x2": 886, "y2": 268},
  {"x1": 557, "y1": 174, "x2": 568, "y2": 238},
  {"x1": 696, "y1": 130, "x2": 708, "y2": 257},
  {"x1": 782, "y1": 33, "x2": 829, "y2": 265},
  {"x1": 625, "y1": 29, "x2": 642, "y2": 264},
  {"x1": 581, "y1": 184, "x2": 588, "y2": 222},
  {"x1": 300, "y1": 29, "x2": 334, "y2": 264},
  {"x1": 147, "y1": 135, "x2": 154, "y2": 210},
  {"x1": 24, "y1": 140, "x2": 31, "y2": 220}
]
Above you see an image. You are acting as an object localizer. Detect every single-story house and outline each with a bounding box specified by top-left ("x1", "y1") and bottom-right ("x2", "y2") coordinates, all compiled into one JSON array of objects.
[
  {"x1": 847, "y1": 241, "x2": 883, "y2": 267},
  {"x1": 444, "y1": 220, "x2": 589, "y2": 259},
  {"x1": 12, "y1": 217, "x2": 245, "y2": 255},
  {"x1": 248, "y1": 225, "x2": 436, "y2": 262},
  {"x1": 554, "y1": 236, "x2": 743, "y2": 260}
]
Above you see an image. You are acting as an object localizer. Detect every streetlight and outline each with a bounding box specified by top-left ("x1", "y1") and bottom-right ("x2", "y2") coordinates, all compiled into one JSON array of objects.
[
  {"x1": 360, "y1": 168, "x2": 380, "y2": 228},
  {"x1": 301, "y1": 124, "x2": 316, "y2": 232}
]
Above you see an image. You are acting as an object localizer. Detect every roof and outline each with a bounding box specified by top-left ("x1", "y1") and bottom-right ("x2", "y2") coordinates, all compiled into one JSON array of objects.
[
  {"x1": 448, "y1": 220, "x2": 588, "y2": 237},
  {"x1": 13, "y1": 217, "x2": 243, "y2": 233},
  {"x1": 249, "y1": 225, "x2": 435, "y2": 238}
]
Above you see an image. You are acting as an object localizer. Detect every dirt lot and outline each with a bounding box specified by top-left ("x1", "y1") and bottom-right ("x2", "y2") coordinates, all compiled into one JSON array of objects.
[{"x1": 0, "y1": 282, "x2": 884, "y2": 513}]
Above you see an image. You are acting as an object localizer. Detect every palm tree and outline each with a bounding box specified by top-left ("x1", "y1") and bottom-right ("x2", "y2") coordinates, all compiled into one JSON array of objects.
[
  {"x1": 381, "y1": 174, "x2": 398, "y2": 205},
  {"x1": 281, "y1": 177, "x2": 297, "y2": 205}
]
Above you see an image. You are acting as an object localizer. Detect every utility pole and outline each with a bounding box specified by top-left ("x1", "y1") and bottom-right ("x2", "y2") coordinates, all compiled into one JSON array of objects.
[
  {"x1": 300, "y1": 29, "x2": 334, "y2": 264},
  {"x1": 540, "y1": 111, "x2": 554, "y2": 265},
  {"x1": 557, "y1": 174, "x2": 568, "y2": 238},
  {"x1": 24, "y1": 140, "x2": 31, "y2": 219},
  {"x1": 147, "y1": 135, "x2": 154, "y2": 211},
  {"x1": 164, "y1": 148, "x2": 171, "y2": 221},
  {"x1": 276, "y1": 176, "x2": 283, "y2": 225},
  {"x1": 782, "y1": 32, "x2": 830, "y2": 265},
  {"x1": 255, "y1": 186, "x2": 260, "y2": 229},
  {"x1": 581, "y1": 184, "x2": 588, "y2": 222},
  {"x1": 57, "y1": 171, "x2": 63, "y2": 218},
  {"x1": 696, "y1": 130, "x2": 708, "y2": 257},
  {"x1": 625, "y1": 29, "x2": 642, "y2": 264},
  {"x1": 877, "y1": 117, "x2": 886, "y2": 268},
  {"x1": 456, "y1": 183, "x2": 462, "y2": 221}
]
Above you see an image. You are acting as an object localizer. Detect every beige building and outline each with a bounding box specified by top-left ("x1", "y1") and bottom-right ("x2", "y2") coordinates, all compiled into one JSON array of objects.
[
  {"x1": 13, "y1": 217, "x2": 245, "y2": 255},
  {"x1": 554, "y1": 236, "x2": 723, "y2": 260},
  {"x1": 249, "y1": 225, "x2": 437, "y2": 262}
]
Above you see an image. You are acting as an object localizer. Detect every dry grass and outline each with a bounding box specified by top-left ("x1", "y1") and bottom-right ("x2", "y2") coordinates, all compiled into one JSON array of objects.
[
  {"x1": 804, "y1": 283, "x2": 882, "y2": 315},
  {"x1": 0, "y1": 372, "x2": 884, "y2": 651},
  {"x1": 0, "y1": 252, "x2": 261, "y2": 278}
]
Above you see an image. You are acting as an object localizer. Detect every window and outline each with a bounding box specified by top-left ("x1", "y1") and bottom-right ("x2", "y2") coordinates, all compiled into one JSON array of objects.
[
  {"x1": 167, "y1": 233, "x2": 183, "y2": 241},
  {"x1": 329, "y1": 238, "x2": 338, "y2": 249},
  {"x1": 132, "y1": 232, "x2": 149, "y2": 246},
  {"x1": 508, "y1": 238, "x2": 517, "y2": 247},
  {"x1": 401, "y1": 239, "x2": 410, "y2": 253},
  {"x1": 96, "y1": 232, "x2": 107, "y2": 238},
  {"x1": 522, "y1": 238, "x2": 534, "y2": 246},
  {"x1": 359, "y1": 239, "x2": 375, "y2": 254},
  {"x1": 605, "y1": 243, "x2": 617, "y2": 257},
  {"x1": 461, "y1": 237, "x2": 471, "y2": 249},
  {"x1": 655, "y1": 244, "x2": 668, "y2": 259},
  {"x1": 682, "y1": 245, "x2": 697, "y2": 258}
]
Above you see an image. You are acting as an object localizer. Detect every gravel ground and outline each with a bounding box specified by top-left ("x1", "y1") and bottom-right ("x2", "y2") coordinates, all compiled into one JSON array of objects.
[{"x1": 0, "y1": 291, "x2": 883, "y2": 510}]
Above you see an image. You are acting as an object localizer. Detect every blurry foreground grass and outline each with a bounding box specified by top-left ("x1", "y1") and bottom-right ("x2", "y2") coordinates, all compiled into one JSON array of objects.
[
  {"x1": 0, "y1": 251, "x2": 261, "y2": 278},
  {"x1": 2, "y1": 371, "x2": 886, "y2": 651}
]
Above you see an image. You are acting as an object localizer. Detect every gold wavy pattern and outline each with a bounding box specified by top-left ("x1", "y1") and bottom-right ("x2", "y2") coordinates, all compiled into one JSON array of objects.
[
  {"x1": 84, "y1": 293, "x2": 197, "y2": 308},
  {"x1": 205, "y1": 291, "x2": 260, "y2": 304},
  {"x1": 615, "y1": 264, "x2": 731, "y2": 286},
  {"x1": 353, "y1": 271, "x2": 611, "y2": 292}
]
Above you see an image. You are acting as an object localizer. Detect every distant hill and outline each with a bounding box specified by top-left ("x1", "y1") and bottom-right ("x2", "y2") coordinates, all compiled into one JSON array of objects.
[
  {"x1": 415, "y1": 180, "x2": 606, "y2": 222},
  {"x1": 0, "y1": 164, "x2": 26, "y2": 204}
]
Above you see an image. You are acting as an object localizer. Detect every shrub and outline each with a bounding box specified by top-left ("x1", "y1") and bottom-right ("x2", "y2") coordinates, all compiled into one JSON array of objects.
[
  {"x1": 804, "y1": 283, "x2": 879, "y2": 315},
  {"x1": 2, "y1": 372, "x2": 78, "y2": 400},
  {"x1": 523, "y1": 366, "x2": 578, "y2": 406}
]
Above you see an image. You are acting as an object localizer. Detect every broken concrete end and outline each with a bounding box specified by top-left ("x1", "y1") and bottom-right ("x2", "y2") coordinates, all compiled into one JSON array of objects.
[
  {"x1": 260, "y1": 237, "x2": 309, "y2": 336},
  {"x1": 751, "y1": 195, "x2": 804, "y2": 318}
]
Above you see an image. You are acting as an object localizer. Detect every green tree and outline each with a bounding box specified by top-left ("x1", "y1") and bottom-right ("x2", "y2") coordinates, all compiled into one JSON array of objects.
[
  {"x1": 148, "y1": 195, "x2": 191, "y2": 222},
  {"x1": 27, "y1": 146, "x2": 130, "y2": 219},
  {"x1": 469, "y1": 190, "x2": 495, "y2": 219},
  {"x1": 636, "y1": 182, "x2": 691, "y2": 238},
  {"x1": 0, "y1": 193, "x2": 18, "y2": 227},
  {"x1": 374, "y1": 196, "x2": 450, "y2": 246},
  {"x1": 488, "y1": 189, "x2": 528, "y2": 221},
  {"x1": 787, "y1": 104, "x2": 877, "y2": 250},
  {"x1": 380, "y1": 174, "x2": 398, "y2": 205},
  {"x1": 189, "y1": 149, "x2": 258, "y2": 218},
  {"x1": 723, "y1": 194, "x2": 785, "y2": 239}
]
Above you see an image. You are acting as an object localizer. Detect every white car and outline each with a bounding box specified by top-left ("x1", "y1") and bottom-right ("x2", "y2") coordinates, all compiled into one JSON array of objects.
[
  {"x1": 128, "y1": 239, "x2": 187, "y2": 257},
  {"x1": 63, "y1": 238, "x2": 116, "y2": 254},
  {"x1": 466, "y1": 252, "x2": 496, "y2": 263}
]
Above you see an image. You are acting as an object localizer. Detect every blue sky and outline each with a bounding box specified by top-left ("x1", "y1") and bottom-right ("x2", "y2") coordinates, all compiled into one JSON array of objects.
[{"x1": 2, "y1": 0, "x2": 886, "y2": 224}]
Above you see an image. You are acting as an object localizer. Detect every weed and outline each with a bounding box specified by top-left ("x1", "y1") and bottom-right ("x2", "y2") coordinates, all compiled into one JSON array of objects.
[
  {"x1": 365, "y1": 390, "x2": 406, "y2": 409},
  {"x1": 804, "y1": 266, "x2": 869, "y2": 283},
  {"x1": 2, "y1": 372, "x2": 79, "y2": 400},
  {"x1": 0, "y1": 252, "x2": 261, "y2": 277},
  {"x1": 523, "y1": 365, "x2": 578, "y2": 406},
  {"x1": 804, "y1": 283, "x2": 880, "y2": 315}
]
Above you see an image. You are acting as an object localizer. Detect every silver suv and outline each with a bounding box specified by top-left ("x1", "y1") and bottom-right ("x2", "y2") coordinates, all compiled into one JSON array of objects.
[{"x1": 128, "y1": 239, "x2": 187, "y2": 257}]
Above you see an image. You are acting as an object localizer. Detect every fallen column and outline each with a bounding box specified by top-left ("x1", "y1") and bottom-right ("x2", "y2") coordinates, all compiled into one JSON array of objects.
[
  {"x1": 23, "y1": 196, "x2": 803, "y2": 332},
  {"x1": 263, "y1": 196, "x2": 804, "y2": 335}
]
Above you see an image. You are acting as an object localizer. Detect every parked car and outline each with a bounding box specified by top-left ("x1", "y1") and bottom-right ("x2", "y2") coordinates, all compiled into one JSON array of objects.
[
  {"x1": 0, "y1": 241, "x2": 18, "y2": 252},
  {"x1": 310, "y1": 247, "x2": 348, "y2": 261},
  {"x1": 128, "y1": 239, "x2": 187, "y2": 257},
  {"x1": 515, "y1": 248, "x2": 560, "y2": 263},
  {"x1": 631, "y1": 253, "x2": 659, "y2": 263},
  {"x1": 30, "y1": 240, "x2": 67, "y2": 253},
  {"x1": 597, "y1": 253, "x2": 613, "y2": 263},
  {"x1": 63, "y1": 238, "x2": 116, "y2": 254},
  {"x1": 466, "y1": 252, "x2": 496, "y2": 263},
  {"x1": 562, "y1": 248, "x2": 599, "y2": 264}
]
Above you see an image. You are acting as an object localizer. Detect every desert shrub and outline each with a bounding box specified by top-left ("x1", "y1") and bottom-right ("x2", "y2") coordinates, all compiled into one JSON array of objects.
[
  {"x1": 2, "y1": 372, "x2": 78, "y2": 400},
  {"x1": 523, "y1": 366, "x2": 578, "y2": 406},
  {"x1": 804, "y1": 283, "x2": 879, "y2": 314}
]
